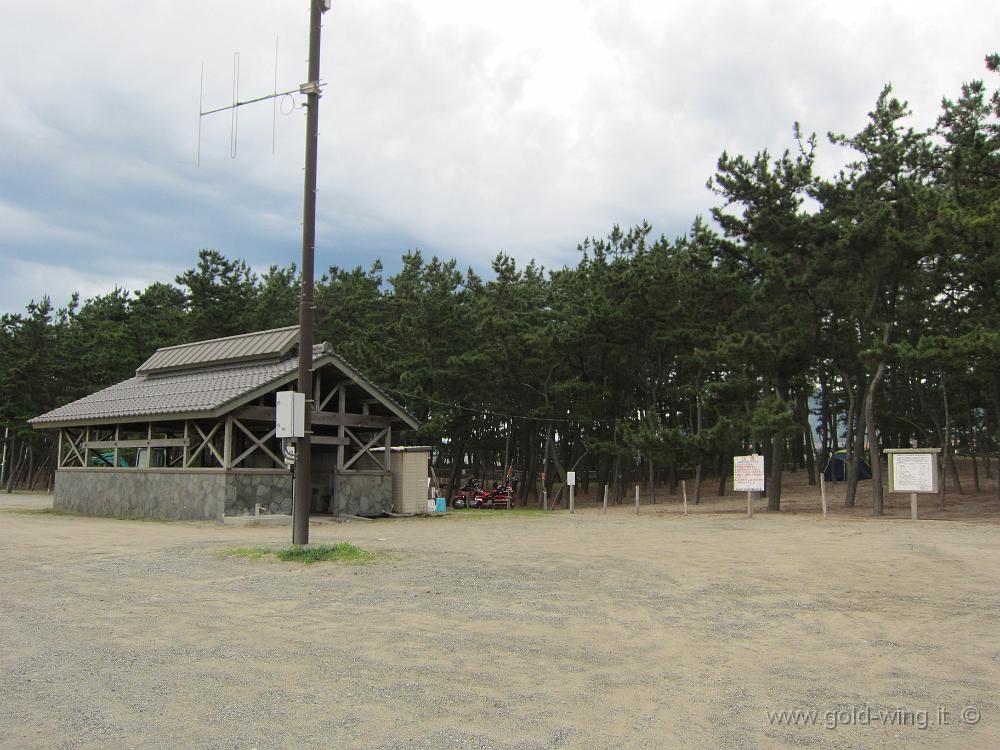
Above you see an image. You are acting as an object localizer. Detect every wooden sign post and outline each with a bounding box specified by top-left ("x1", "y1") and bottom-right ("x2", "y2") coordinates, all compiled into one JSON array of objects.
[
  {"x1": 885, "y1": 448, "x2": 940, "y2": 520},
  {"x1": 682, "y1": 480, "x2": 688, "y2": 515},
  {"x1": 733, "y1": 454, "x2": 765, "y2": 519},
  {"x1": 567, "y1": 471, "x2": 576, "y2": 514}
]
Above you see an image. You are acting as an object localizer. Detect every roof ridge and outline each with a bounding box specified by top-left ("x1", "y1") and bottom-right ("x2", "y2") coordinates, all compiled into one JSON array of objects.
[{"x1": 150, "y1": 325, "x2": 299, "y2": 354}]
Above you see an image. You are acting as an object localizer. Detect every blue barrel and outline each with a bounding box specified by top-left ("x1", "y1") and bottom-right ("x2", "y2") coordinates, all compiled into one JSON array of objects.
[{"x1": 436, "y1": 497, "x2": 446, "y2": 513}]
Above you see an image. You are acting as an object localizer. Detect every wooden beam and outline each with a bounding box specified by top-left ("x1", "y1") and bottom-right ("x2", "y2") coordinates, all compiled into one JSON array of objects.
[
  {"x1": 312, "y1": 435, "x2": 349, "y2": 446},
  {"x1": 236, "y1": 405, "x2": 393, "y2": 429},
  {"x1": 84, "y1": 438, "x2": 190, "y2": 449}
]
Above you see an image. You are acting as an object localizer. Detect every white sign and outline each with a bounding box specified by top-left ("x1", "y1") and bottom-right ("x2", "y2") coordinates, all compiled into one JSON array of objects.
[
  {"x1": 275, "y1": 391, "x2": 305, "y2": 438},
  {"x1": 891, "y1": 453, "x2": 935, "y2": 493},
  {"x1": 566, "y1": 471, "x2": 576, "y2": 487},
  {"x1": 733, "y1": 455, "x2": 765, "y2": 492}
]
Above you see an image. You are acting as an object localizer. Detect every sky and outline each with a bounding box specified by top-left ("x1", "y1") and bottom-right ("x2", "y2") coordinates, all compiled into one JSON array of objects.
[{"x1": 1, "y1": 0, "x2": 998, "y2": 314}]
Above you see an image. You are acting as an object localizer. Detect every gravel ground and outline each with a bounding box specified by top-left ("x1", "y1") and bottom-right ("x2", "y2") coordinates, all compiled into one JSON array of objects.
[{"x1": 1, "y1": 490, "x2": 998, "y2": 749}]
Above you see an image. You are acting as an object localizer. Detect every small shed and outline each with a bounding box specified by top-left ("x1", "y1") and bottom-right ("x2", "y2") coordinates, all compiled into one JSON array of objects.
[
  {"x1": 29, "y1": 327, "x2": 421, "y2": 521},
  {"x1": 373, "y1": 446, "x2": 433, "y2": 514}
]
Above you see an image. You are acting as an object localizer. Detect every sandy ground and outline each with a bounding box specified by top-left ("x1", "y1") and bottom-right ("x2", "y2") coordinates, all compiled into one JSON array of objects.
[{"x1": 1, "y1": 484, "x2": 999, "y2": 750}]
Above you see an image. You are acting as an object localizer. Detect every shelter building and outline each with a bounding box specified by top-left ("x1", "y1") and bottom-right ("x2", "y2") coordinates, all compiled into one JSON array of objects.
[{"x1": 29, "y1": 327, "x2": 421, "y2": 521}]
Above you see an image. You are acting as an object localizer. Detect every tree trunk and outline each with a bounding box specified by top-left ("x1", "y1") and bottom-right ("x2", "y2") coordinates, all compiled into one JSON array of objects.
[
  {"x1": 845, "y1": 383, "x2": 868, "y2": 508},
  {"x1": 446, "y1": 439, "x2": 466, "y2": 504},
  {"x1": 5, "y1": 443, "x2": 27, "y2": 494},
  {"x1": 940, "y1": 370, "x2": 952, "y2": 511},
  {"x1": 948, "y1": 453, "x2": 963, "y2": 496},
  {"x1": 798, "y1": 390, "x2": 817, "y2": 485},
  {"x1": 844, "y1": 372, "x2": 866, "y2": 507},
  {"x1": 866, "y1": 361, "x2": 887, "y2": 516},
  {"x1": 993, "y1": 373, "x2": 1000, "y2": 502},
  {"x1": 767, "y1": 432, "x2": 784, "y2": 511}
]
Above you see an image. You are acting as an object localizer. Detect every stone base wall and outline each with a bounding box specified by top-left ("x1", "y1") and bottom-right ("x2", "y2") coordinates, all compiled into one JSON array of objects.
[
  {"x1": 332, "y1": 473, "x2": 392, "y2": 517},
  {"x1": 54, "y1": 469, "x2": 294, "y2": 522},
  {"x1": 225, "y1": 472, "x2": 293, "y2": 516},
  {"x1": 54, "y1": 469, "x2": 227, "y2": 521}
]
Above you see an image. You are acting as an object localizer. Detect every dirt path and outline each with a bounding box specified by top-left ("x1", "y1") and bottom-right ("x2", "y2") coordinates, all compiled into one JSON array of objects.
[{"x1": 1, "y1": 492, "x2": 998, "y2": 749}]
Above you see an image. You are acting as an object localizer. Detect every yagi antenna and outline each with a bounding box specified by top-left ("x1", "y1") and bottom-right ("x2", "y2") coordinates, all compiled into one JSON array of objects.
[{"x1": 197, "y1": 36, "x2": 312, "y2": 165}]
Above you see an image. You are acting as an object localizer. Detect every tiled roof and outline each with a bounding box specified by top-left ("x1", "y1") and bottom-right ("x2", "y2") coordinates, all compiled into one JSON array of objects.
[
  {"x1": 30, "y1": 357, "x2": 301, "y2": 427},
  {"x1": 30, "y1": 341, "x2": 421, "y2": 430}
]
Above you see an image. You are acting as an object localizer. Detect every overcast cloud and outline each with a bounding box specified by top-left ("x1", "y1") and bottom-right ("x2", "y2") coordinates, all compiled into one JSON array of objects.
[{"x1": 1, "y1": 0, "x2": 997, "y2": 313}]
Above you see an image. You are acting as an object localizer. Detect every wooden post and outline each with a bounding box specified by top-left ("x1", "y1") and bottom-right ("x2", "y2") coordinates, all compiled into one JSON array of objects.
[
  {"x1": 56, "y1": 429, "x2": 63, "y2": 469},
  {"x1": 635, "y1": 484, "x2": 640, "y2": 515},
  {"x1": 820, "y1": 473, "x2": 828, "y2": 519},
  {"x1": 910, "y1": 492, "x2": 919, "y2": 521},
  {"x1": 747, "y1": 490, "x2": 753, "y2": 519},
  {"x1": 223, "y1": 416, "x2": 233, "y2": 469},
  {"x1": 682, "y1": 480, "x2": 688, "y2": 515},
  {"x1": 113, "y1": 425, "x2": 120, "y2": 469},
  {"x1": 337, "y1": 386, "x2": 347, "y2": 471},
  {"x1": 569, "y1": 484, "x2": 575, "y2": 514},
  {"x1": 603, "y1": 483, "x2": 608, "y2": 514},
  {"x1": 543, "y1": 486, "x2": 548, "y2": 511}
]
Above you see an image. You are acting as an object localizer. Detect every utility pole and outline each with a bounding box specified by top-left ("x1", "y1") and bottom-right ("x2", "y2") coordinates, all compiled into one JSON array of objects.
[{"x1": 293, "y1": 0, "x2": 329, "y2": 546}]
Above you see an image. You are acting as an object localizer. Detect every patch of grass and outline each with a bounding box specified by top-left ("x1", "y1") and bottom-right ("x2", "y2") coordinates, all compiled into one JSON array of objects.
[
  {"x1": 223, "y1": 546, "x2": 273, "y2": 559},
  {"x1": 275, "y1": 542, "x2": 374, "y2": 564},
  {"x1": 221, "y1": 542, "x2": 377, "y2": 564}
]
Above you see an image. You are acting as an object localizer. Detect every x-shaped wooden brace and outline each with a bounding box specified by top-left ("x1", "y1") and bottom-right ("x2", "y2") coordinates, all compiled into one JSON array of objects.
[
  {"x1": 186, "y1": 420, "x2": 224, "y2": 467},
  {"x1": 343, "y1": 427, "x2": 388, "y2": 471},
  {"x1": 231, "y1": 418, "x2": 285, "y2": 469},
  {"x1": 63, "y1": 429, "x2": 86, "y2": 467}
]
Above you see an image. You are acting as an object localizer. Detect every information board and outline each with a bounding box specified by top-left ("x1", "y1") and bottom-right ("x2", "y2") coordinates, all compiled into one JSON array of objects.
[
  {"x1": 890, "y1": 453, "x2": 935, "y2": 493},
  {"x1": 733, "y1": 454, "x2": 765, "y2": 492},
  {"x1": 566, "y1": 471, "x2": 576, "y2": 486}
]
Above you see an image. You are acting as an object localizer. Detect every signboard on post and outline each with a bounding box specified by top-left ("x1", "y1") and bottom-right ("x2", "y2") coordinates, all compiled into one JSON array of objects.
[
  {"x1": 888, "y1": 451, "x2": 938, "y2": 494},
  {"x1": 275, "y1": 391, "x2": 305, "y2": 438},
  {"x1": 885, "y1": 448, "x2": 941, "y2": 520},
  {"x1": 566, "y1": 471, "x2": 576, "y2": 486},
  {"x1": 733, "y1": 455, "x2": 765, "y2": 492}
]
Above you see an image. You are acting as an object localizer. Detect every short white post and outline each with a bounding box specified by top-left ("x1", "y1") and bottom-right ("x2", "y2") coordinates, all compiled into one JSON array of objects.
[
  {"x1": 820, "y1": 474, "x2": 828, "y2": 519},
  {"x1": 569, "y1": 484, "x2": 575, "y2": 514},
  {"x1": 603, "y1": 484, "x2": 609, "y2": 514},
  {"x1": 635, "y1": 484, "x2": 640, "y2": 515},
  {"x1": 682, "y1": 480, "x2": 688, "y2": 515},
  {"x1": 543, "y1": 487, "x2": 548, "y2": 511},
  {"x1": 747, "y1": 490, "x2": 753, "y2": 519},
  {"x1": 910, "y1": 492, "x2": 918, "y2": 521}
]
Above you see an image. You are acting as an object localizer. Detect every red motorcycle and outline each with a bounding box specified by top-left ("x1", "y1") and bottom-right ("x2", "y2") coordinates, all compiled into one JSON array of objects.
[
  {"x1": 478, "y1": 480, "x2": 515, "y2": 509},
  {"x1": 452, "y1": 479, "x2": 488, "y2": 509}
]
